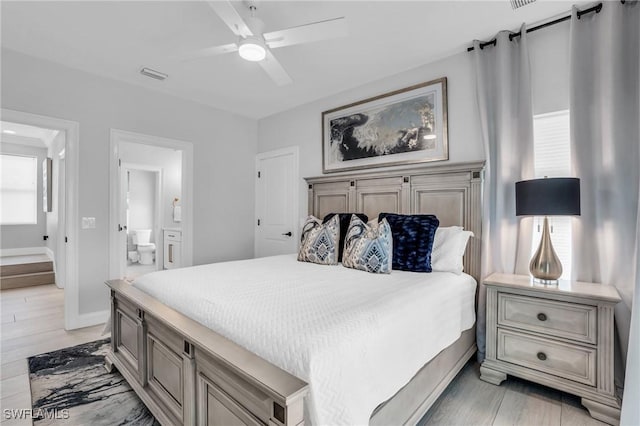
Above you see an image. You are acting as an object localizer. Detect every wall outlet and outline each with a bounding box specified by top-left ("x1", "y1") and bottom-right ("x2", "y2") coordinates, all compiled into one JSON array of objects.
[{"x1": 82, "y1": 217, "x2": 96, "y2": 229}]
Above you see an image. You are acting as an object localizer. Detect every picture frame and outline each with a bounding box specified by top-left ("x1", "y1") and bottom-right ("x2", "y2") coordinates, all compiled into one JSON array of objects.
[{"x1": 322, "y1": 77, "x2": 448, "y2": 173}]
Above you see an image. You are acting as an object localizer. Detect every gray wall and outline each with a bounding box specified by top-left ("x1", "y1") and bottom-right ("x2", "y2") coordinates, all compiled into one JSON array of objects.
[
  {"x1": 256, "y1": 22, "x2": 571, "y2": 225},
  {"x1": 1, "y1": 48, "x2": 258, "y2": 315},
  {"x1": 0, "y1": 142, "x2": 48, "y2": 249},
  {"x1": 257, "y1": 50, "x2": 483, "y2": 224}
]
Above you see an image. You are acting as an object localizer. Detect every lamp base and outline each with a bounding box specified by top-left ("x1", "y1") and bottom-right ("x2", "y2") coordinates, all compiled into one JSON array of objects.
[
  {"x1": 530, "y1": 216, "x2": 562, "y2": 283},
  {"x1": 532, "y1": 277, "x2": 559, "y2": 286}
]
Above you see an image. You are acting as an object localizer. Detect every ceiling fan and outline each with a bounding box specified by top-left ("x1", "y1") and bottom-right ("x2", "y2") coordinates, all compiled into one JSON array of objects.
[{"x1": 181, "y1": 1, "x2": 348, "y2": 86}]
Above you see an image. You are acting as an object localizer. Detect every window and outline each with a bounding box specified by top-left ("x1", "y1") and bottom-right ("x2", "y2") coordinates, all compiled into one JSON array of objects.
[
  {"x1": 532, "y1": 110, "x2": 572, "y2": 280},
  {"x1": 0, "y1": 154, "x2": 38, "y2": 225}
]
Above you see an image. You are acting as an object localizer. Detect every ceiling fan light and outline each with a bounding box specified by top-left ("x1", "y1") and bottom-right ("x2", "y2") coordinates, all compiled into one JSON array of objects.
[{"x1": 238, "y1": 38, "x2": 266, "y2": 62}]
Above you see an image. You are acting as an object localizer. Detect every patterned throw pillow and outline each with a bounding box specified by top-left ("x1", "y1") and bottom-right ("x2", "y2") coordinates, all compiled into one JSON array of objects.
[
  {"x1": 322, "y1": 213, "x2": 369, "y2": 262},
  {"x1": 297, "y1": 215, "x2": 340, "y2": 265},
  {"x1": 378, "y1": 213, "x2": 440, "y2": 272},
  {"x1": 342, "y1": 215, "x2": 393, "y2": 274}
]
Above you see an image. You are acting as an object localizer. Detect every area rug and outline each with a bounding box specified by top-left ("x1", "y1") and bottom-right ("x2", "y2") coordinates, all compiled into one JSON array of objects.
[{"x1": 28, "y1": 339, "x2": 159, "y2": 425}]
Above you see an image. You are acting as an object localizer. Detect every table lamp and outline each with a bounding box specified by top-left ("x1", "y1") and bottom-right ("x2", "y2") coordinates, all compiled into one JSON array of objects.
[{"x1": 515, "y1": 177, "x2": 580, "y2": 283}]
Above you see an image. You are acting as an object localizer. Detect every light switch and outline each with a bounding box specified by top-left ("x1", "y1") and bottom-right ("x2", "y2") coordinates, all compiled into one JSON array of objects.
[{"x1": 82, "y1": 217, "x2": 96, "y2": 229}]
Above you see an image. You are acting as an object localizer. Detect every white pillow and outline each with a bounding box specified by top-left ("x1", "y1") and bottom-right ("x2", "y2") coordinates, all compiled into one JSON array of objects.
[{"x1": 431, "y1": 226, "x2": 473, "y2": 274}]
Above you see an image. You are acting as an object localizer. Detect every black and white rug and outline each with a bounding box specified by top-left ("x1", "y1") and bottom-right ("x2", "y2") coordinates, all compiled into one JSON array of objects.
[{"x1": 28, "y1": 339, "x2": 159, "y2": 425}]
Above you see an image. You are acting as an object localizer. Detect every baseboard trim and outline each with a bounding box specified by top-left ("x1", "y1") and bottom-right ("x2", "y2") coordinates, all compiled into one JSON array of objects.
[
  {"x1": 45, "y1": 247, "x2": 55, "y2": 259},
  {"x1": 67, "y1": 309, "x2": 109, "y2": 330},
  {"x1": 0, "y1": 247, "x2": 49, "y2": 257}
]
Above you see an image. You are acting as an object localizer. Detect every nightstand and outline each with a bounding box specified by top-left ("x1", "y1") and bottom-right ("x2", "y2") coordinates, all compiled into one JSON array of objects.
[{"x1": 480, "y1": 273, "x2": 621, "y2": 425}]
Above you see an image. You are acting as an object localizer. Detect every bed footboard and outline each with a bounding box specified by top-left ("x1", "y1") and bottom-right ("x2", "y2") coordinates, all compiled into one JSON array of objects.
[{"x1": 106, "y1": 279, "x2": 308, "y2": 426}]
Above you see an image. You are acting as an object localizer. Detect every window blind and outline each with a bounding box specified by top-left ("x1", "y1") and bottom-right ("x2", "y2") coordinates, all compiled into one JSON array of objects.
[
  {"x1": 0, "y1": 154, "x2": 38, "y2": 225},
  {"x1": 533, "y1": 110, "x2": 572, "y2": 280}
]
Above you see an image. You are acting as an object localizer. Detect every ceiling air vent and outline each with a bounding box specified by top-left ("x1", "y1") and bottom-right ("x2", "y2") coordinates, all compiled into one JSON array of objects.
[
  {"x1": 510, "y1": 0, "x2": 536, "y2": 10},
  {"x1": 140, "y1": 67, "x2": 168, "y2": 81}
]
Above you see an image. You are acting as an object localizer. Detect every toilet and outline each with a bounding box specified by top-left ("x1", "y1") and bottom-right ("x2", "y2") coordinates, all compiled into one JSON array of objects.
[{"x1": 132, "y1": 229, "x2": 156, "y2": 265}]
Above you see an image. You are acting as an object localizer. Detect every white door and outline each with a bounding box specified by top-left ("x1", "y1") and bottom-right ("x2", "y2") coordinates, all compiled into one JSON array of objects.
[{"x1": 255, "y1": 147, "x2": 298, "y2": 257}]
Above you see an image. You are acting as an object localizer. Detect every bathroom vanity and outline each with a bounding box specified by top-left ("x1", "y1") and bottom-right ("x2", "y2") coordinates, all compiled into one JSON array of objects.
[{"x1": 163, "y1": 228, "x2": 182, "y2": 269}]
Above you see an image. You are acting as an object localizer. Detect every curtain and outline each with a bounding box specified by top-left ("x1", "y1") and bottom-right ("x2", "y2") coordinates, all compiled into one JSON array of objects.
[
  {"x1": 624, "y1": 31, "x2": 640, "y2": 424},
  {"x1": 622, "y1": 191, "x2": 640, "y2": 425},
  {"x1": 472, "y1": 25, "x2": 535, "y2": 360},
  {"x1": 569, "y1": 2, "x2": 640, "y2": 424}
]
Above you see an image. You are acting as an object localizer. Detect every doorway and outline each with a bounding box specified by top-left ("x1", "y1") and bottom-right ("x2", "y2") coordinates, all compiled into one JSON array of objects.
[
  {"x1": 1, "y1": 108, "x2": 80, "y2": 329},
  {"x1": 121, "y1": 164, "x2": 161, "y2": 281},
  {"x1": 109, "y1": 129, "x2": 193, "y2": 280},
  {"x1": 255, "y1": 146, "x2": 299, "y2": 257},
  {"x1": 0, "y1": 122, "x2": 64, "y2": 290}
]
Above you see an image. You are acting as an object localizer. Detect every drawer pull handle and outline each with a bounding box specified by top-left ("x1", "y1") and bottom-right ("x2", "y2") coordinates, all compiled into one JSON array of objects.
[
  {"x1": 537, "y1": 313, "x2": 547, "y2": 321},
  {"x1": 537, "y1": 352, "x2": 547, "y2": 361}
]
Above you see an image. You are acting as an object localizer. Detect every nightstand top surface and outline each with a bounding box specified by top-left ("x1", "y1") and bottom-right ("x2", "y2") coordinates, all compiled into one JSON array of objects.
[{"x1": 484, "y1": 273, "x2": 621, "y2": 303}]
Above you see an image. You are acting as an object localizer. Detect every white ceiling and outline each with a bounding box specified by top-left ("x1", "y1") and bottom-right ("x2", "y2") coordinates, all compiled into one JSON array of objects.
[
  {"x1": 1, "y1": 1, "x2": 586, "y2": 119},
  {"x1": 1, "y1": 121, "x2": 59, "y2": 148}
]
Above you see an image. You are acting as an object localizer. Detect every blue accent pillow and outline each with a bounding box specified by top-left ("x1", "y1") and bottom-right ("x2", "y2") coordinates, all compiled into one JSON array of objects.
[
  {"x1": 323, "y1": 213, "x2": 368, "y2": 262},
  {"x1": 378, "y1": 213, "x2": 440, "y2": 272}
]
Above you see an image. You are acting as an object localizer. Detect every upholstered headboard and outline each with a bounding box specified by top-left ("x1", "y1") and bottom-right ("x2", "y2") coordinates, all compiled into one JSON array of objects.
[{"x1": 305, "y1": 161, "x2": 484, "y2": 282}]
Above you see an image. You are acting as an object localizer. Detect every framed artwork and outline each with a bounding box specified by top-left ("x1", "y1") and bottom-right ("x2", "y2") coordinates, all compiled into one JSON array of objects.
[{"x1": 322, "y1": 77, "x2": 448, "y2": 173}]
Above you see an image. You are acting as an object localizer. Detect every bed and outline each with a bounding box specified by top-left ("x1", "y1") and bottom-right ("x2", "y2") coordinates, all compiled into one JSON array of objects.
[{"x1": 105, "y1": 161, "x2": 484, "y2": 426}]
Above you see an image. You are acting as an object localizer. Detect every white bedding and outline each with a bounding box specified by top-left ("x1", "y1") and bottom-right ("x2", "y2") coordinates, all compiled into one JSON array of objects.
[{"x1": 133, "y1": 254, "x2": 476, "y2": 426}]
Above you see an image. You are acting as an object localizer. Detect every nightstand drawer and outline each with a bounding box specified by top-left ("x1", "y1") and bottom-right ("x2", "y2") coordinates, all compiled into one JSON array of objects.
[
  {"x1": 497, "y1": 329, "x2": 596, "y2": 386},
  {"x1": 498, "y1": 293, "x2": 597, "y2": 344}
]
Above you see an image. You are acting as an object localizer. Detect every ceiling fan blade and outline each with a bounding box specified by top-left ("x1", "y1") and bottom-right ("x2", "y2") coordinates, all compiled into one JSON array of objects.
[
  {"x1": 205, "y1": 0, "x2": 253, "y2": 38},
  {"x1": 258, "y1": 50, "x2": 293, "y2": 86},
  {"x1": 174, "y1": 43, "x2": 239, "y2": 62},
  {"x1": 263, "y1": 17, "x2": 347, "y2": 49}
]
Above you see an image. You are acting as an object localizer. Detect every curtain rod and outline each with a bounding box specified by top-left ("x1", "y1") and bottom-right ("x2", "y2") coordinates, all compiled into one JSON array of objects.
[{"x1": 466, "y1": 2, "x2": 602, "y2": 52}]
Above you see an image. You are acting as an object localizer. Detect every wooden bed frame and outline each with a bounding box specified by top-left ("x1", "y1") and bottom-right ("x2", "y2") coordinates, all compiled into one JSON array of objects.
[{"x1": 105, "y1": 161, "x2": 484, "y2": 426}]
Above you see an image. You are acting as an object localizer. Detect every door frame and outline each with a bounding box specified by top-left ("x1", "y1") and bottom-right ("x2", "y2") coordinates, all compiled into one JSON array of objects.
[
  {"x1": 55, "y1": 145, "x2": 66, "y2": 289},
  {"x1": 254, "y1": 146, "x2": 299, "y2": 257},
  {"x1": 109, "y1": 129, "x2": 193, "y2": 280},
  {"x1": 1, "y1": 108, "x2": 80, "y2": 330},
  {"x1": 120, "y1": 163, "x2": 163, "y2": 277}
]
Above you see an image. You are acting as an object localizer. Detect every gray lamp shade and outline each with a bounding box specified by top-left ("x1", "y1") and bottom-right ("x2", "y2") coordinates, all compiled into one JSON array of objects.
[{"x1": 515, "y1": 178, "x2": 581, "y2": 216}]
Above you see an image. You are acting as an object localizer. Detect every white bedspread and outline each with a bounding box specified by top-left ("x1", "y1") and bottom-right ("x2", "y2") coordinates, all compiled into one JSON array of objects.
[{"x1": 133, "y1": 254, "x2": 476, "y2": 426}]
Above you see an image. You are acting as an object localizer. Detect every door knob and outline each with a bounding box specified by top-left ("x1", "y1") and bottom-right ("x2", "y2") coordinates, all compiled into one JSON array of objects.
[{"x1": 282, "y1": 231, "x2": 292, "y2": 237}]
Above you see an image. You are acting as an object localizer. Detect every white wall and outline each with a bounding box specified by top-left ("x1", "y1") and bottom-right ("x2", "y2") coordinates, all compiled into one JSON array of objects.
[
  {"x1": 1, "y1": 48, "x2": 258, "y2": 316},
  {"x1": 0, "y1": 142, "x2": 48, "y2": 249},
  {"x1": 257, "y1": 23, "x2": 571, "y2": 224}
]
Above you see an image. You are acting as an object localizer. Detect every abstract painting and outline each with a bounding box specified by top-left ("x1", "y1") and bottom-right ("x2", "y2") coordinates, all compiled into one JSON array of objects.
[{"x1": 322, "y1": 78, "x2": 448, "y2": 173}]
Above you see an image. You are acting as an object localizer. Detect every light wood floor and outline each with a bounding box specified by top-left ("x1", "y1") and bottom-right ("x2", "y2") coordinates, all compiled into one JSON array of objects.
[
  {"x1": 0, "y1": 284, "x2": 104, "y2": 425},
  {"x1": 0, "y1": 284, "x2": 604, "y2": 426},
  {"x1": 420, "y1": 359, "x2": 606, "y2": 426}
]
